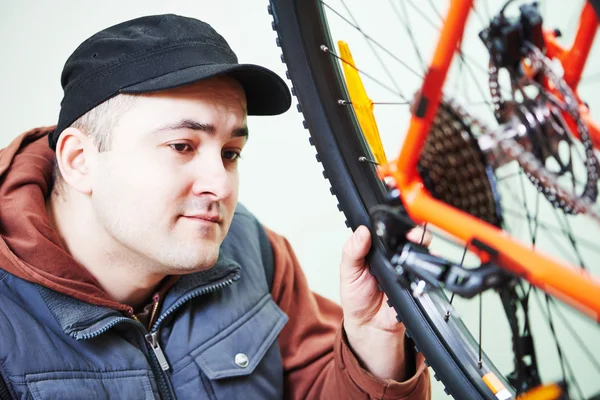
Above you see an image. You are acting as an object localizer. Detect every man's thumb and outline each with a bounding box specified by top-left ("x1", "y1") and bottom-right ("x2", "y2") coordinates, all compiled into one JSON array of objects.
[
  {"x1": 353, "y1": 225, "x2": 370, "y2": 245},
  {"x1": 343, "y1": 225, "x2": 371, "y2": 265}
]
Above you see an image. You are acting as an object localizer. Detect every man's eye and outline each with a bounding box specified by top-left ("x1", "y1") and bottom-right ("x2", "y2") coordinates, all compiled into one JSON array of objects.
[
  {"x1": 169, "y1": 143, "x2": 194, "y2": 153},
  {"x1": 223, "y1": 150, "x2": 241, "y2": 161}
]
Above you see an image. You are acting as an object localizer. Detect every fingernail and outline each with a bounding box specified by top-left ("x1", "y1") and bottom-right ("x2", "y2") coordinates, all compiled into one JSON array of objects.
[{"x1": 355, "y1": 226, "x2": 368, "y2": 240}]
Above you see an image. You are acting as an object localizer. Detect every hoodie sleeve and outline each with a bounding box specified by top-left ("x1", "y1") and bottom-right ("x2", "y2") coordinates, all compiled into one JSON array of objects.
[{"x1": 265, "y1": 227, "x2": 431, "y2": 400}]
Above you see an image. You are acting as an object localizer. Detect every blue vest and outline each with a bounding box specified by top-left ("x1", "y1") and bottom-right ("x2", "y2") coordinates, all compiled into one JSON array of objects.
[{"x1": 0, "y1": 205, "x2": 288, "y2": 399}]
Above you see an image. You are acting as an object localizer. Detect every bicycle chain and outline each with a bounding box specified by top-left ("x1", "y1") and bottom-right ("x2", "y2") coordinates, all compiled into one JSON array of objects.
[
  {"x1": 455, "y1": 98, "x2": 600, "y2": 224},
  {"x1": 418, "y1": 95, "x2": 600, "y2": 225},
  {"x1": 487, "y1": 44, "x2": 599, "y2": 214}
]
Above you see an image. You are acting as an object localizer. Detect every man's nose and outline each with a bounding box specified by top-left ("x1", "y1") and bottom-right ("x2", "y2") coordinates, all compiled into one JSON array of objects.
[{"x1": 190, "y1": 153, "x2": 234, "y2": 200}]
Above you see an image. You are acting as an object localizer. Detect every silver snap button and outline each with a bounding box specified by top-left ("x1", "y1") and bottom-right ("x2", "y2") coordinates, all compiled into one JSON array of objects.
[{"x1": 234, "y1": 353, "x2": 249, "y2": 368}]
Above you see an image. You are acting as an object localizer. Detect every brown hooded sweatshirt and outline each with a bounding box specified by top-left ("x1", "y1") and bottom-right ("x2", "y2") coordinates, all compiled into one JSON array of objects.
[{"x1": 0, "y1": 127, "x2": 430, "y2": 399}]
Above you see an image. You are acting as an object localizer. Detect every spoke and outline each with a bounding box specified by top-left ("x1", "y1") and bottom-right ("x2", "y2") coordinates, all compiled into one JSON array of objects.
[
  {"x1": 569, "y1": 142, "x2": 588, "y2": 177},
  {"x1": 558, "y1": 210, "x2": 587, "y2": 270},
  {"x1": 551, "y1": 138, "x2": 590, "y2": 194},
  {"x1": 516, "y1": 283, "x2": 529, "y2": 336},
  {"x1": 569, "y1": 149, "x2": 577, "y2": 195},
  {"x1": 427, "y1": 228, "x2": 479, "y2": 253},
  {"x1": 516, "y1": 208, "x2": 600, "y2": 258},
  {"x1": 530, "y1": 80, "x2": 568, "y2": 109},
  {"x1": 462, "y1": 62, "x2": 474, "y2": 104},
  {"x1": 502, "y1": 208, "x2": 513, "y2": 235},
  {"x1": 503, "y1": 207, "x2": 591, "y2": 264},
  {"x1": 521, "y1": 284, "x2": 533, "y2": 336},
  {"x1": 532, "y1": 192, "x2": 540, "y2": 247},
  {"x1": 459, "y1": 245, "x2": 468, "y2": 267},
  {"x1": 544, "y1": 103, "x2": 594, "y2": 195},
  {"x1": 544, "y1": 294, "x2": 568, "y2": 391},
  {"x1": 449, "y1": 293, "x2": 456, "y2": 306},
  {"x1": 500, "y1": 181, "x2": 588, "y2": 265},
  {"x1": 478, "y1": 293, "x2": 483, "y2": 368},
  {"x1": 547, "y1": 296, "x2": 600, "y2": 374},
  {"x1": 419, "y1": 222, "x2": 429, "y2": 245},
  {"x1": 445, "y1": 246, "x2": 467, "y2": 321},
  {"x1": 549, "y1": 207, "x2": 587, "y2": 269},
  {"x1": 405, "y1": 0, "x2": 489, "y2": 76},
  {"x1": 322, "y1": 1, "x2": 422, "y2": 86},
  {"x1": 393, "y1": 0, "x2": 426, "y2": 72},
  {"x1": 500, "y1": 207, "x2": 600, "y2": 253},
  {"x1": 321, "y1": 46, "x2": 408, "y2": 100},
  {"x1": 518, "y1": 171, "x2": 537, "y2": 242},
  {"x1": 425, "y1": 0, "x2": 489, "y2": 78},
  {"x1": 532, "y1": 289, "x2": 586, "y2": 400},
  {"x1": 452, "y1": 40, "x2": 467, "y2": 96},
  {"x1": 426, "y1": 0, "x2": 444, "y2": 22},
  {"x1": 459, "y1": 54, "x2": 492, "y2": 77},
  {"x1": 462, "y1": 56, "x2": 492, "y2": 111},
  {"x1": 406, "y1": 0, "x2": 441, "y2": 27},
  {"x1": 325, "y1": 0, "x2": 422, "y2": 95},
  {"x1": 500, "y1": 180, "x2": 526, "y2": 243},
  {"x1": 497, "y1": 171, "x2": 522, "y2": 182}
]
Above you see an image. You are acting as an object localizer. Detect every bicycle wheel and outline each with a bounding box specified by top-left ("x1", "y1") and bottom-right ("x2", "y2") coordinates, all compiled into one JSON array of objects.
[{"x1": 268, "y1": 0, "x2": 600, "y2": 399}]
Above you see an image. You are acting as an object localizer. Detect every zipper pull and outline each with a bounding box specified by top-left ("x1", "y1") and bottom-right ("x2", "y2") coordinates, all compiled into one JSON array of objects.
[{"x1": 145, "y1": 331, "x2": 170, "y2": 371}]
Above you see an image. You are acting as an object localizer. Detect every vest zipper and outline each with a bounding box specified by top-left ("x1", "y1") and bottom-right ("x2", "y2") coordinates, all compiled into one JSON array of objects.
[
  {"x1": 146, "y1": 331, "x2": 170, "y2": 371},
  {"x1": 143, "y1": 329, "x2": 175, "y2": 400},
  {"x1": 145, "y1": 275, "x2": 238, "y2": 398},
  {"x1": 75, "y1": 270, "x2": 239, "y2": 400},
  {"x1": 145, "y1": 294, "x2": 170, "y2": 371}
]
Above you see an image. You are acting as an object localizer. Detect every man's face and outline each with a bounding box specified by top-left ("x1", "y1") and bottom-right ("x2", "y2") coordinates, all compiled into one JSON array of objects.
[{"x1": 89, "y1": 76, "x2": 247, "y2": 274}]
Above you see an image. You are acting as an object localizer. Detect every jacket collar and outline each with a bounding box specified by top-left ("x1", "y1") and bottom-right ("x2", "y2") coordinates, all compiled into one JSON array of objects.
[{"x1": 39, "y1": 252, "x2": 241, "y2": 339}]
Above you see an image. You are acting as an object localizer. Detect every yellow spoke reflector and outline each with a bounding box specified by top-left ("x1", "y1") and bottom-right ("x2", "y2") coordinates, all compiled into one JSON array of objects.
[
  {"x1": 337, "y1": 40, "x2": 387, "y2": 165},
  {"x1": 516, "y1": 383, "x2": 563, "y2": 400}
]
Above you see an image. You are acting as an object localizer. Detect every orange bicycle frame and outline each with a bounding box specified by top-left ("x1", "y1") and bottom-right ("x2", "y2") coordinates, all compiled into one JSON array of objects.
[{"x1": 379, "y1": 1, "x2": 600, "y2": 320}]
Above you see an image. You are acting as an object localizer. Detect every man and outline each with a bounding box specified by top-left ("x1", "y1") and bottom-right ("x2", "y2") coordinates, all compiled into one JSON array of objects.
[{"x1": 0, "y1": 14, "x2": 430, "y2": 399}]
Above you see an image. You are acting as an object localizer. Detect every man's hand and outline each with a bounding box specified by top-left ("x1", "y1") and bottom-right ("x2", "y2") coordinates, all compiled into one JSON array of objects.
[{"x1": 340, "y1": 225, "x2": 431, "y2": 381}]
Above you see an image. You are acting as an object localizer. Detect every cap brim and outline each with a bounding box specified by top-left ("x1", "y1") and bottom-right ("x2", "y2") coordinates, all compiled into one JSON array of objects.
[{"x1": 120, "y1": 63, "x2": 291, "y2": 116}]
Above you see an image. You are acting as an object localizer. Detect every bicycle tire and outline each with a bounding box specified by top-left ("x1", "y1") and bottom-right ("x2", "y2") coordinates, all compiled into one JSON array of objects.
[{"x1": 268, "y1": 1, "x2": 514, "y2": 399}]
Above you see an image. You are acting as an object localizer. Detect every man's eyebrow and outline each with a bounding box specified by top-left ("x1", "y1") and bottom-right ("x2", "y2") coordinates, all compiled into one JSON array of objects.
[
  {"x1": 152, "y1": 119, "x2": 249, "y2": 138},
  {"x1": 233, "y1": 126, "x2": 249, "y2": 138}
]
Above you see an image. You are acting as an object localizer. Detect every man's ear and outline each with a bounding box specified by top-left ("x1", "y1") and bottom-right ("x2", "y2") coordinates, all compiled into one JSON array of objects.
[{"x1": 54, "y1": 127, "x2": 96, "y2": 195}]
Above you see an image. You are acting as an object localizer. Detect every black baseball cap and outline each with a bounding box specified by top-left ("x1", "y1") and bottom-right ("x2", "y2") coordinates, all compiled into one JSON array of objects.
[{"x1": 50, "y1": 14, "x2": 292, "y2": 150}]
